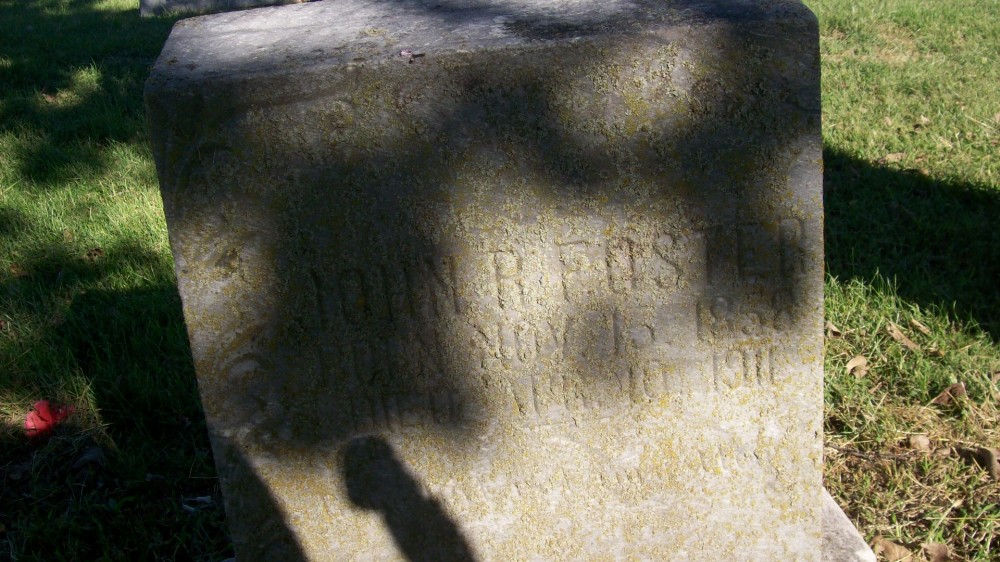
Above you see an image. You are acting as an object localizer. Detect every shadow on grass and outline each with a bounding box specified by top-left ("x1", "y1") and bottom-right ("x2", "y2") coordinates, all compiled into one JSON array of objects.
[
  {"x1": 0, "y1": 0, "x2": 179, "y2": 188},
  {"x1": 0, "y1": 246, "x2": 235, "y2": 560},
  {"x1": 0, "y1": 420, "x2": 234, "y2": 562},
  {"x1": 824, "y1": 147, "x2": 1000, "y2": 339}
]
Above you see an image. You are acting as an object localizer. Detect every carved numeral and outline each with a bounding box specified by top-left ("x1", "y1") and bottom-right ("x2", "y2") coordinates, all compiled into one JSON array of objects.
[
  {"x1": 713, "y1": 347, "x2": 775, "y2": 389},
  {"x1": 494, "y1": 251, "x2": 525, "y2": 309},
  {"x1": 606, "y1": 237, "x2": 636, "y2": 294},
  {"x1": 780, "y1": 218, "x2": 807, "y2": 277}
]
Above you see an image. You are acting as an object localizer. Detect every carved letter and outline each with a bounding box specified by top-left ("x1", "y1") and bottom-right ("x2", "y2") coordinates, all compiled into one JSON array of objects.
[
  {"x1": 780, "y1": 218, "x2": 807, "y2": 278},
  {"x1": 559, "y1": 241, "x2": 604, "y2": 303},
  {"x1": 494, "y1": 251, "x2": 524, "y2": 309},
  {"x1": 606, "y1": 237, "x2": 636, "y2": 294}
]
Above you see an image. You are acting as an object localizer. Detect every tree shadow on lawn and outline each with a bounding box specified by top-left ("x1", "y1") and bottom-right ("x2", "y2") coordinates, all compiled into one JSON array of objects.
[
  {"x1": 0, "y1": 0, "x2": 179, "y2": 188},
  {"x1": 824, "y1": 146, "x2": 1000, "y2": 340},
  {"x1": 0, "y1": 413, "x2": 235, "y2": 562},
  {"x1": 0, "y1": 232, "x2": 235, "y2": 560}
]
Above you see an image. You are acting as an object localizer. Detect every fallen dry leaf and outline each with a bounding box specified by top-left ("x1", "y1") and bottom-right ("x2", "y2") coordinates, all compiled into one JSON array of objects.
[
  {"x1": 181, "y1": 495, "x2": 215, "y2": 514},
  {"x1": 908, "y1": 318, "x2": 931, "y2": 336},
  {"x1": 932, "y1": 447, "x2": 953, "y2": 459},
  {"x1": 825, "y1": 321, "x2": 843, "y2": 339},
  {"x1": 908, "y1": 434, "x2": 932, "y2": 453},
  {"x1": 887, "y1": 322, "x2": 921, "y2": 351},
  {"x1": 873, "y1": 536, "x2": 913, "y2": 561},
  {"x1": 846, "y1": 355, "x2": 869, "y2": 378},
  {"x1": 84, "y1": 247, "x2": 105, "y2": 261},
  {"x1": 879, "y1": 152, "x2": 907, "y2": 165},
  {"x1": 71, "y1": 443, "x2": 108, "y2": 483},
  {"x1": 931, "y1": 382, "x2": 967, "y2": 406},
  {"x1": 71, "y1": 445, "x2": 107, "y2": 471},
  {"x1": 919, "y1": 115, "x2": 931, "y2": 126},
  {"x1": 957, "y1": 446, "x2": 1000, "y2": 479},
  {"x1": 921, "y1": 542, "x2": 951, "y2": 562},
  {"x1": 927, "y1": 347, "x2": 945, "y2": 357}
]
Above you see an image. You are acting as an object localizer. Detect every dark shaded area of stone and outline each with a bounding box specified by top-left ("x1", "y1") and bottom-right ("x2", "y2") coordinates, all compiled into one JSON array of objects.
[{"x1": 343, "y1": 436, "x2": 477, "y2": 562}]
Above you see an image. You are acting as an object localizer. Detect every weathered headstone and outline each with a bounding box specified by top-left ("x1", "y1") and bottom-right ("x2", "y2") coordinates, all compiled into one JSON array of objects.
[{"x1": 147, "y1": 0, "x2": 867, "y2": 559}]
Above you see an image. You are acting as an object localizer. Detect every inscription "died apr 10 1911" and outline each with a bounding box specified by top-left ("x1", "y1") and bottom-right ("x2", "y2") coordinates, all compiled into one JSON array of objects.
[{"x1": 304, "y1": 218, "x2": 813, "y2": 430}]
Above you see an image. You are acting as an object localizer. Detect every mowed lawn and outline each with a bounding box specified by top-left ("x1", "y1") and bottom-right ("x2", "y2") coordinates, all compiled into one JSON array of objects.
[{"x1": 1, "y1": 0, "x2": 998, "y2": 560}]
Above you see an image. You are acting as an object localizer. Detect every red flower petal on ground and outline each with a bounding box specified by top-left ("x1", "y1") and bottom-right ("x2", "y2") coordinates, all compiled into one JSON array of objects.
[{"x1": 24, "y1": 400, "x2": 75, "y2": 439}]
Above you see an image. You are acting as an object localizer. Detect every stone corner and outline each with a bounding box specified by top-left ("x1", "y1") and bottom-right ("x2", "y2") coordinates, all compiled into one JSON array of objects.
[{"x1": 822, "y1": 488, "x2": 876, "y2": 562}]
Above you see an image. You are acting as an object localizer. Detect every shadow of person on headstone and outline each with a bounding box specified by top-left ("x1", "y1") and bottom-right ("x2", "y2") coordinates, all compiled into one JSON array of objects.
[{"x1": 342, "y1": 436, "x2": 477, "y2": 562}]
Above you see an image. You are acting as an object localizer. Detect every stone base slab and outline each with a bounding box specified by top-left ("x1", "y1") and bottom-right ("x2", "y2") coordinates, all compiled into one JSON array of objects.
[{"x1": 218, "y1": 487, "x2": 874, "y2": 561}]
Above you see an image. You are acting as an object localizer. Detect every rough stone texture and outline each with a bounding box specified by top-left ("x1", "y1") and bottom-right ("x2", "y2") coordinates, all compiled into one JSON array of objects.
[
  {"x1": 140, "y1": 0, "x2": 304, "y2": 18},
  {"x1": 146, "y1": 0, "x2": 825, "y2": 559},
  {"x1": 822, "y1": 489, "x2": 877, "y2": 562}
]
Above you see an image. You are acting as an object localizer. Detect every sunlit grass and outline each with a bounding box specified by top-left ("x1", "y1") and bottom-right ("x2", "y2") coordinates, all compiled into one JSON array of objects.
[{"x1": 813, "y1": 0, "x2": 999, "y2": 559}]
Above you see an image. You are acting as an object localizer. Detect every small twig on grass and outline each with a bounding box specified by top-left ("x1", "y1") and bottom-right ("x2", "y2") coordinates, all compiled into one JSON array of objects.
[
  {"x1": 964, "y1": 113, "x2": 996, "y2": 133},
  {"x1": 828, "y1": 444, "x2": 915, "y2": 461}
]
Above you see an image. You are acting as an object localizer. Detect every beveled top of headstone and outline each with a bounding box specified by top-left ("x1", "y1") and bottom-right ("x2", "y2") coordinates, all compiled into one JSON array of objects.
[
  {"x1": 147, "y1": 0, "x2": 822, "y2": 559},
  {"x1": 150, "y1": 0, "x2": 815, "y2": 86}
]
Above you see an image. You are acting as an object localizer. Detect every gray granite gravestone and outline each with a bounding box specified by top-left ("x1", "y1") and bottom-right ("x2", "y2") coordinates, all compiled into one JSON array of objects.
[{"x1": 146, "y1": 0, "x2": 872, "y2": 559}]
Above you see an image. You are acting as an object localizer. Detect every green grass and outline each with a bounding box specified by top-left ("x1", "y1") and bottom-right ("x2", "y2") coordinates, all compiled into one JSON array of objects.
[
  {"x1": 1, "y1": 0, "x2": 998, "y2": 560},
  {"x1": 0, "y1": 0, "x2": 231, "y2": 559},
  {"x1": 815, "y1": 0, "x2": 1000, "y2": 559}
]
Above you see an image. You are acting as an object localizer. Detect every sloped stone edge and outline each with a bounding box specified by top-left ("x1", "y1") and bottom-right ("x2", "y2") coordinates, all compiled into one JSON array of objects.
[{"x1": 823, "y1": 488, "x2": 876, "y2": 562}]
